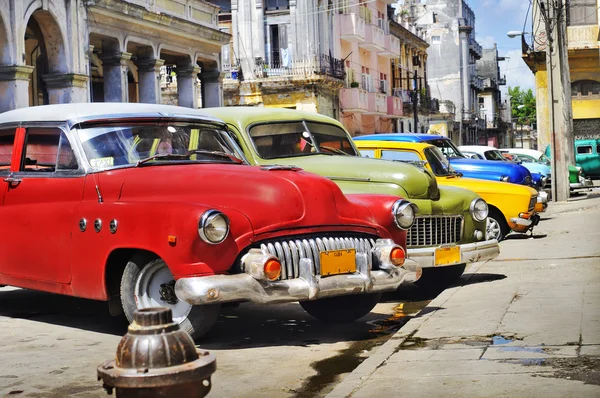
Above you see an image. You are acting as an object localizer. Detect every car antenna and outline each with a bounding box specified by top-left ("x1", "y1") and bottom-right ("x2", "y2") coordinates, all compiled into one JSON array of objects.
[{"x1": 95, "y1": 184, "x2": 103, "y2": 203}]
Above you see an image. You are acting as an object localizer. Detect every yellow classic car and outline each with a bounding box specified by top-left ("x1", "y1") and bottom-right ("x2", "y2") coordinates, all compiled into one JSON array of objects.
[{"x1": 355, "y1": 140, "x2": 542, "y2": 241}]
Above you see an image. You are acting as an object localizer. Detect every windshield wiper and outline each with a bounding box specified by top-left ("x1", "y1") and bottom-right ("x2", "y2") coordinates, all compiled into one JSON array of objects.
[
  {"x1": 136, "y1": 153, "x2": 190, "y2": 166},
  {"x1": 186, "y1": 149, "x2": 244, "y2": 164},
  {"x1": 136, "y1": 150, "x2": 244, "y2": 166},
  {"x1": 318, "y1": 145, "x2": 350, "y2": 156}
]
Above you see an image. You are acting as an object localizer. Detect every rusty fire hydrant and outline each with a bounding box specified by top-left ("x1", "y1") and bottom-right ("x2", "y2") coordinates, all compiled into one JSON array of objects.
[{"x1": 97, "y1": 307, "x2": 216, "y2": 397}]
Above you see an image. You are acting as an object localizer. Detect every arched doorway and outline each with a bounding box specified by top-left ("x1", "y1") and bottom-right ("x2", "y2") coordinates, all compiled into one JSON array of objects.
[{"x1": 24, "y1": 9, "x2": 67, "y2": 106}]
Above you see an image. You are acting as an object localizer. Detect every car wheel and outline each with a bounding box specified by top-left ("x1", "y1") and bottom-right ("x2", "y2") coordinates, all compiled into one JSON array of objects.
[
  {"x1": 415, "y1": 263, "x2": 466, "y2": 290},
  {"x1": 486, "y1": 209, "x2": 510, "y2": 241},
  {"x1": 299, "y1": 293, "x2": 382, "y2": 323},
  {"x1": 120, "y1": 255, "x2": 220, "y2": 340}
]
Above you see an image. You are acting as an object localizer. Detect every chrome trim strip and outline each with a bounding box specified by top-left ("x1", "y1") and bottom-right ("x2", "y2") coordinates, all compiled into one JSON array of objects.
[{"x1": 407, "y1": 239, "x2": 500, "y2": 269}]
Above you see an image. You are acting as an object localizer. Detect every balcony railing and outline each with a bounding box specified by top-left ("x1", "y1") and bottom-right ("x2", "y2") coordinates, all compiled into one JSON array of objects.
[
  {"x1": 336, "y1": 12, "x2": 366, "y2": 43},
  {"x1": 387, "y1": 95, "x2": 403, "y2": 117},
  {"x1": 366, "y1": 92, "x2": 387, "y2": 114},
  {"x1": 223, "y1": 54, "x2": 345, "y2": 81},
  {"x1": 469, "y1": 37, "x2": 483, "y2": 58},
  {"x1": 379, "y1": 34, "x2": 400, "y2": 58},
  {"x1": 393, "y1": 88, "x2": 439, "y2": 113},
  {"x1": 470, "y1": 75, "x2": 484, "y2": 90},
  {"x1": 341, "y1": 88, "x2": 369, "y2": 113},
  {"x1": 359, "y1": 23, "x2": 386, "y2": 52}
]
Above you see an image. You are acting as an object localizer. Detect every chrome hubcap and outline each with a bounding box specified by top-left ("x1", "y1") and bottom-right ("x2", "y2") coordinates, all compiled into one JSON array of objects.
[
  {"x1": 134, "y1": 261, "x2": 191, "y2": 324},
  {"x1": 486, "y1": 217, "x2": 501, "y2": 240}
]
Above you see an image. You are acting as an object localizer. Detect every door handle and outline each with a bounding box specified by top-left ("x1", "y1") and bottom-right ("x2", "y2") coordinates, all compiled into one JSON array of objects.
[{"x1": 3, "y1": 177, "x2": 21, "y2": 186}]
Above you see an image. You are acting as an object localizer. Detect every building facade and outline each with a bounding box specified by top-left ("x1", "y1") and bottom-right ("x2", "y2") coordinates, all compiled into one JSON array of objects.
[
  {"x1": 523, "y1": 0, "x2": 600, "y2": 149},
  {"x1": 215, "y1": 0, "x2": 433, "y2": 136},
  {"x1": 0, "y1": 0, "x2": 229, "y2": 113},
  {"x1": 402, "y1": 0, "x2": 483, "y2": 144},
  {"x1": 475, "y1": 45, "x2": 509, "y2": 148}
]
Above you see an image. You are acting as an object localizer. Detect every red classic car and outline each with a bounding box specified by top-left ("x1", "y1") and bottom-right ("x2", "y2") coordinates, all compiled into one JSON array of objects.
[{"x1": 0, "y1": 103, "x2": 421, "y2": 339}]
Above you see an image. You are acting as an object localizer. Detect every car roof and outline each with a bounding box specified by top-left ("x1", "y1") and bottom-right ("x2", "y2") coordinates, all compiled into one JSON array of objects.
[
  {"x1": 199, "y1": 106, "x2": 346, "y2": 129},
  {"x1": 459, "y1": 145, "x2": 498, "y2": 151},
  {"x1": 353, "y1": 133, "x2": 448, "y2": 142},
  {"x1": 0, "y1": 103, "x2": 224, "y2": 126},
  {"x1": 353, "y1": 140, "x2": 433, "y2": 151}
]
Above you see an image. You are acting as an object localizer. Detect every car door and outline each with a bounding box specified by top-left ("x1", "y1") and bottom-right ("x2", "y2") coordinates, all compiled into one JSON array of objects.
[
  {"x1": 575, "y1": 141, "x2": 594, "y2": 175},
  {"x1": 1, "y1": 126, "x2": 84, "y2": 283}
]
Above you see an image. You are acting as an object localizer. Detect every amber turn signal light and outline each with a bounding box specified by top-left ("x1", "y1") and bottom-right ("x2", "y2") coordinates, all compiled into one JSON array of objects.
[
  {"x1": 519, "y1": 212, "x2": 531, "y2": 220},
  {"x1": 390, "y1": 247, "x2": 406, "y2": 266},
  {"x1": 264, "y1": 259, "x2": 282, "y2": 281}
]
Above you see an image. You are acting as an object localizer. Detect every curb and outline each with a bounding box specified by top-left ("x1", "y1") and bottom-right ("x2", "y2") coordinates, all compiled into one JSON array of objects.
[{"x1": 325, "y1": 261, "x2": 488, "y2": 398}]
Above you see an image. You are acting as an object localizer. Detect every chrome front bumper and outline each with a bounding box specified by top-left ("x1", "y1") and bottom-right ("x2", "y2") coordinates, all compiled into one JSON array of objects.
[
  {"x1": 407, "y1": 239, "x2": 500, "y2": 269},
  {"x1": 174, "y1": 252, "x2": 421, "y2": 306},
  {"x1": 571, "y1": 177, "x2": 594, "y2": 190},
  {"x1": 510, "y1": 214, "x2": 540, "y2": 229}
]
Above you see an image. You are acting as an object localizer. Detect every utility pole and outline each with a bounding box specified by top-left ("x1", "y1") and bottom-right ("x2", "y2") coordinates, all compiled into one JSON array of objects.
[
  {"x1": 413, "y1": 70, "x2": 418, "y2": 133},
  {"x1": 540, "y1": 0, "x2": 574, "y2": 202}
]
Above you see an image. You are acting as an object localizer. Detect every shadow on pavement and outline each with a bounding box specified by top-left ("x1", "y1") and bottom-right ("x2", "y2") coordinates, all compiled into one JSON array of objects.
[
  {"x1": 0, "y1": 285, "x2": 437, "y2": 349},
  {"x1": 505, "y1": 233, "x2": 548, "y2": 240},
  {"x1": 460, "y1": 272, "x2": 507, "y2": 287}
]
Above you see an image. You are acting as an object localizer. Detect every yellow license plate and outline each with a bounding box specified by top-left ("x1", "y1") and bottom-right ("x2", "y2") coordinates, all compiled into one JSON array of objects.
[
  {"x1": 435, "y1": 246, "x2": 461, "y2": 266},
  {"x1": 320, "y1": 249, "x2": 356, "y2": 276}
]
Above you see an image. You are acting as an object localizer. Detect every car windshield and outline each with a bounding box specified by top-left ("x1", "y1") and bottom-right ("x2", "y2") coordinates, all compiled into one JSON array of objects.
[
  {"x1": 426, "y1": 139, "x2": 465, "y2": 158},
  {"x1": 484, "y1": 150, "x2": 507, "y2": 161},
  {"x1": 76, "y1": 122, "x2": 245, "y2": 170},
  {"x1": 423, "y1": 146, "x2": 456, "y2": 177},
  {"x1": 538, "y1": 154, "x2": 551, "y2": 165},
  {"x1": 248, "y1": 121, "x2": 358, "y2": 159}
]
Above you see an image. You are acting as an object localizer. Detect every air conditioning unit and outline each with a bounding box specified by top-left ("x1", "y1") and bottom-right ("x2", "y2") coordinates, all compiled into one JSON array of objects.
[{"x1": 380, "y1": 80, "x2": 388, "y2": 95}]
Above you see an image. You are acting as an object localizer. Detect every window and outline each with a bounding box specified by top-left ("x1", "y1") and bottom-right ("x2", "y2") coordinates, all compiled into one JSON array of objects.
[
  {"x1": 359, "y1": 149, "x2": 376, "y2": 158},
  {"x1": 22, "y1": 128, "x2": 79, "y2": 173},
  {"x1": 597, "y1": 144, "x2": 600, "y2": 154},
  {"x1": 572, "y1": 80, "x2": 600, "y2": 98},
  {"x1": 268, "y1": 24, "x2": 288, "y2": 66},
  {"x1": 568, "y1": 0, "x2": 598, "y2": 26},
  {"x1": 0, "y1": 128, "x2": 15, "y2": 175},
  {"x1": 265, "y1": 0, "x2": 289, "y2": 11},
  {"x1": 381, "y1": 150, "x2": 421, "y2": 162},
  {"x1": 431, "y1": 35, "x2": 441, "y2": 44},
  {"x1": 577, "y1": 145, "x2": 593, "y2": 154}
]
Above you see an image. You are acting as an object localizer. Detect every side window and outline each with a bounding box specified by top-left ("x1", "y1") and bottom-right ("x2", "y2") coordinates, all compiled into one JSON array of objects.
[
  {"x1": 381, "y1": 150, "x2": 421, "y2": 162},
  {"x1": 596, "y1": 144, "x2": 600, "y2": 154},
  {"x1": 22, "y1": 128, "x2": 78, "y2": 173},
  {"x1": 0, "y1": 128, "x2": 16, "y2": 175},
  {"x1": 359, "y1": 149, "x2": 376, "y2": 158},
  {"x1": 577, "y1": 145, "x2": 592, "y2": 154}
]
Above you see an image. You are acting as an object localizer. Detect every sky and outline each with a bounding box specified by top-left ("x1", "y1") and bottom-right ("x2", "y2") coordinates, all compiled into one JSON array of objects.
[{"x1": 468, "y1": 0, "x2": 536, "y2": 94}]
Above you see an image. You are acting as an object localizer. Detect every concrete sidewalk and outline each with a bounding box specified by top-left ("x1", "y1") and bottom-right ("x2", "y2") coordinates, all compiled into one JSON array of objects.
[{"x1": 327, "y1": 194, "x2": 600, "y2": 398}]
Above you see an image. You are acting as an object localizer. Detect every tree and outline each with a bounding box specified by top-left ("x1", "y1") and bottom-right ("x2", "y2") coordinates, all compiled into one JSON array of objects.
[{"x1": 508, "y1": 86, "x2": 536, "y2": 126}]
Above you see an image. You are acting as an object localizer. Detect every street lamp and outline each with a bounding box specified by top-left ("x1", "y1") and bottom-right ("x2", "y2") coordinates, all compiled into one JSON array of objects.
[{"x1": 506, "y1": 31, "x2": 532, "y2": 38}]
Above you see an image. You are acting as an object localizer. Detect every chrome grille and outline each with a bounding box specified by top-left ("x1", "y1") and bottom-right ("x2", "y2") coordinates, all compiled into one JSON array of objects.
[
  {"x1": 407, "y1": 216, "x2": 463, "y2": 247},
  {"x1": 257, "y1": 236, "x2": 376, "y2": 280}
]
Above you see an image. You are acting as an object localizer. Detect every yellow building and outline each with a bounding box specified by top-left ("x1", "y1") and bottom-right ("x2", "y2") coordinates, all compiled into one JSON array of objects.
[{"x1": 523, "y1": 1, "x2": 600, "y2": 148}]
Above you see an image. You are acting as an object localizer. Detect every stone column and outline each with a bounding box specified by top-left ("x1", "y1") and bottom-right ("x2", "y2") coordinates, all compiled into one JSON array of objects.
[
  {"x1": 42, "y1": 73, "x2": 89, "y2": 104},
  {"x1": 137, "y1": 57, "x2": 165, "y2": 104},
  {"x1": 176, "y1": 64, "x2": 200, "y2": 108},
  {"x1": 99, "y1": 52, "x2": 132, "y2": 102},
  {"x1": 200, "y1": 70, "x2": 224, "y2": 108},
  {"x1": 0, "y1": 65, "x2": 35, "y2": 112}
]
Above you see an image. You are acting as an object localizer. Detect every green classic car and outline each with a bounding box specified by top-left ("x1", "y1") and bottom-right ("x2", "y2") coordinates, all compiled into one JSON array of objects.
[{"x1": 199, "y1": 107, "x2": 499, "y2": 287}]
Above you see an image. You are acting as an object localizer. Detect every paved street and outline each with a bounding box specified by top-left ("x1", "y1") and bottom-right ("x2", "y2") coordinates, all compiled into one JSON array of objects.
[{"x1": 1, "y1": 186, "x2": 599, "y2": 397}]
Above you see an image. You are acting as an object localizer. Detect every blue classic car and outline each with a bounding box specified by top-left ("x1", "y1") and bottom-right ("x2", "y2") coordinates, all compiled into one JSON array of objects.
[
  {"x1": 354, "y1": 134, "x2": 537, "y2": 188},
  {"x1": 459, "y1": 145, "x2": 550, "y2": 189}
]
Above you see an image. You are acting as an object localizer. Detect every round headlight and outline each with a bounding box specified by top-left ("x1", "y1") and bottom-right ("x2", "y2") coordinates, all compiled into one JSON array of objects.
[
  {"x1": 470, "y1": 198, "x2": 488, "y2": 222},
  {"x1": 500, "y1": 175, "x2": 510, "y2": 182},
  {"x1": 392, "y1": 199, "x2": 417, "y2": 230},
  {"x1": 199, "y1": 210, "x2": 230, "y2": 244},
  {"x1": 540, "y1": 175, "x2": 547, "y2": 188}
]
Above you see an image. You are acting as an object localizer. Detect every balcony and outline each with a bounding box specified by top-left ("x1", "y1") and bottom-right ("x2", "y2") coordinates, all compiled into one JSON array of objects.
[
  {"x1": 379, "y1": 0, "x2": 396, "y2": 4},
  {"x1": 470, "y1": 75, "x2": 484, "y2": 91},
  {"x1": 365, "y1": 92, "x2": 387, "y2": 115},
  {"x1": 469, "y1": 37, "x2": 482, "y2": 58},
  {"x1": 249, "y1": 54, "x2": 344, "y2": 80},
  {"x1": 336, "y1": 12, "x2": 366, "y2": 43},
  {"x1": 359, "y1": 24, "x2": 386, "y2": 52},
  {"x1": 379, "y1": 34, "x2": 400, "y2": 58},
  {"x1": 341, "y1": 88, "x2": 369, "y2": 113},
  {"x1": 387, "y1": 96, "x2": 403, "y2": 117}
]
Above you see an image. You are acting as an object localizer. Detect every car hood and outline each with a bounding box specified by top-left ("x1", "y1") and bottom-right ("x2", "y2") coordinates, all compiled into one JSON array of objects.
[
  {"x1": 260, "y1": 155, "x2": 440, "y2": 200},
  {"x1": 437, "y1": 175, "x2": 539, "y2": 197},
  {"x1": 449, "y1": 158, "x2": 531, "y2": 183},
  {"x1": 521, "y1": 162, "x2": 551, "y2": 176},
  {"x1": 100, "y1": 164, "x2": 381, "y2": 237}
]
